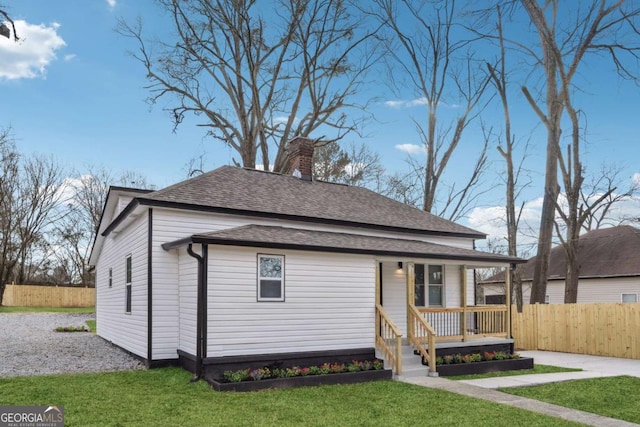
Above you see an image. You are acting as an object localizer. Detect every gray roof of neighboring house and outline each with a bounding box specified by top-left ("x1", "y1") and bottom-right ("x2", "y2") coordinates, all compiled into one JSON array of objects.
[
  {"x1": 162, "y1": 224, "x2": 521, "y2": 264},
  {"x1": 481, "y1": 225, "x2": 640, "y2": 283},
  {"x1": 121, "y1": 166, "x2": 485, "y2": 238}
]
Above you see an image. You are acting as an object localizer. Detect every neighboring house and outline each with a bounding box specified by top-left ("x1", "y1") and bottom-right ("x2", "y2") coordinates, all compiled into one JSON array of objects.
[
  {"x1": 481, "y1": 225, "x2": 640, "y2": 304},
  {"x1": 89, "y1": 137, "x2": 521, "y2": 379}
]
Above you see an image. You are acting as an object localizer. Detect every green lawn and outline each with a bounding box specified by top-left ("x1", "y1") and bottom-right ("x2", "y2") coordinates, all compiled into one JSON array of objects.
[
  {"x1": 450, "y1": 364, "x2": 582, "y2": 381},
  {"x1": 0, "y1": 368, "x2": 580, "y2": 427},
  {"x1": 502, "y1": 376, "x2": 640, "y2": 424},
  {"x1": 0, "y1": 306, "x2": 95, "y2": 313},
  {"x1": 85, "y1": 319, "x2": 96, "y2": 333}
]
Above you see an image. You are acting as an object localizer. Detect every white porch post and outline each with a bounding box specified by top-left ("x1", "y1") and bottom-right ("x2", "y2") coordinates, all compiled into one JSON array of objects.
[
  {"x1": 406, "y1": 262, "x2": 415, "y2": 340},
  {"x1": 461, "y1": 265, "x2": 467, "y2": 342},
  {"x1": 505, "y1": 264, "x2": 512, "y2": 339}
]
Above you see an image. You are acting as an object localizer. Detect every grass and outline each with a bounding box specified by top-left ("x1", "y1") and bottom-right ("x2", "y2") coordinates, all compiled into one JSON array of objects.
[
  {"x1": 0, "y1": 368, "x2": 581, "y2": 427},
  {"x1": 85, "y1": 319, "x2": 96, "y2": 333},
  {"x1": 502, "y1": 376, "x2": 640, "y2": 424},
  {"x1": 450, "y1": 364, "x2": 582, "y2": 381},
  {"x1": 0, "y1": 306, "x2": 95, "y2": 313}
]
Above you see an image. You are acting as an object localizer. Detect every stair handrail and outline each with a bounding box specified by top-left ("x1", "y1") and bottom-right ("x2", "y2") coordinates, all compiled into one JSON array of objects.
[
  {"x1": 408, "y1": 303, "x2": 437, "y2": 375},
  {"x1": 375, "y1": 304, "x2": 402, "y2": 375}
]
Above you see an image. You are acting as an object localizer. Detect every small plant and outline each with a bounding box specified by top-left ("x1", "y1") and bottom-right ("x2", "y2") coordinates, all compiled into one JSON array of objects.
[
  {"x1": 223, "y1": 369, "x2": 250, "y2": 383},
  {"x1": 442, "y1": 355, "x2": 454, "y2": 365},
  {"x1": 453, "y1": 354, "x2": 462, "y2": 364},
  {"x1": 436, "y1": 351, "x2": 520, "y2": 365},
  {"x1": 461, "y1": 354, "x2": 474, "y2": 364},
  {"x1": 484, "y1": 351, "x2": 495, "y2": 361},
  {"x1": 221, "y1": 359, "x2": 385, "y2": 382},
  {"x1": 55, "y1": 325, "x2": 88, "y2": 332},
  {"x1": 471, "y1": 353, "x2": 482, "y2": 362},
  {"x1": 249, "y1": 368, "x2": 271, "y2": 381}
]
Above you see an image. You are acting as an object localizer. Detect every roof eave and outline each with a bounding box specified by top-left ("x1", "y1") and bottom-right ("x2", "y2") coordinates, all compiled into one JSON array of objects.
[
  {"x1": 138, "y1": 198, "x2": 486, "y2": 239},
  {"x1": 163, "y1": 234, "x2": 522, "y2": 265}
]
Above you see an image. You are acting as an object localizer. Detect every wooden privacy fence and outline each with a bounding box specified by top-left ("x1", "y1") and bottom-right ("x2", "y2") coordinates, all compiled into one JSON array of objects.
[
  {"x1": 512, "y1": 303, "x2": 640, "y2": 360},
  {"x1": 2, "y1": 284, "x2": 95, "y2": 307}
]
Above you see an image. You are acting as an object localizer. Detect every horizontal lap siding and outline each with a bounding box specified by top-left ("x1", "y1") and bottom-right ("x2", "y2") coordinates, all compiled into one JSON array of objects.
[
  {"x1": 207, "y1": 247, "x2": 376, "y2": 357},
  {"x1": 151, "y1": 208, "x2": 478, "y2": 359},
  {"x1": 178, "y1": 247, "x2": 197, "y2": 355},
  {"x1": 151, "y1": 210, "x2": 249, "y2": 359},
  {"x1": 381, "y1": 261, "x2": 407, "y2": 336},
  {"x1": 96, "y1": 213, "x2": 148, "y2": 358}
]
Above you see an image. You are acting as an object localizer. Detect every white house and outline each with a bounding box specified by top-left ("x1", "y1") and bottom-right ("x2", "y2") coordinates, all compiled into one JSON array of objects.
[
  {"x1": 89, "y1": 137, "x2": 521, "y2": 380},
  {"x1": 480, "y1": 225, "x2": 640, "y2": 304}
]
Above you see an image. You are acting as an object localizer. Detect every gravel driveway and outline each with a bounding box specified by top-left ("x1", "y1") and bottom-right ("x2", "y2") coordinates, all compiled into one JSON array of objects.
[{"x1": 0, "y1": 313, "x2": 144, "y2": 378}]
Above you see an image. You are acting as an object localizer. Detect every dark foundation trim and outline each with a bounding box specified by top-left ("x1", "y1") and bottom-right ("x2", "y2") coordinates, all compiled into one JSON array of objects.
[{"x1": 198, "y1": 347, "x2": 377, "y2": 379}]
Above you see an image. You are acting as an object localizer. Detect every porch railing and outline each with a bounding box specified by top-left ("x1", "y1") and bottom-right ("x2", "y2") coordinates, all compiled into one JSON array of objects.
[
  {"x1": 408, "y1": 304, "x2": 437, "y2": 374},
  {"x1": 375, "y1": 304, "x2": 402, "y2": 375},
  {"x1": 418, "y1": 306, "x2": 508, "y2": 341}
]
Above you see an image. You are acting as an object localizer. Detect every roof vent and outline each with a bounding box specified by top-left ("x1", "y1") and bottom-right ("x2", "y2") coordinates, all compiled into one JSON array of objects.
[{"x1": 292, "y1": 168, "x2": 302, "y2": 179}]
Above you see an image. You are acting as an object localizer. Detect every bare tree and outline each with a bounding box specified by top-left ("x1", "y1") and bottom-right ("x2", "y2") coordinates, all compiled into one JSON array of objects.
[
  {"x1": 52, "y1": 166, "x2": 152, "y2": 285},
  {"x1": 485, "y1": 6, "x2": 534, "y2": 312},
  {"x1": 520, "y1": 0, "x2": 640, "y2": 303},
  {"x1": 314, "y1": 141, "x2": 384, "y2": 187},
  {"x1": 119, "y1": 0, "x2": 380, "y2": 172},
  {"x1": 580, "y1": 166, "x2": 640, "y2": 231},
  {"x1": 0, "y1": 7, "x2": 18, "y2": 40},
  {"x1": 0, "y1": 130, "x2": 65, "y2": 304},
  {"x1": 370, "y1": 0, "x2": 492, "y2": 220}
]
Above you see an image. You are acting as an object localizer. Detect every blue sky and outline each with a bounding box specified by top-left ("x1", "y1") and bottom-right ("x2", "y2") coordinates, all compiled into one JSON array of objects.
[{"x1": 1, "y1": 1, "x2": 639, "y2": 251}]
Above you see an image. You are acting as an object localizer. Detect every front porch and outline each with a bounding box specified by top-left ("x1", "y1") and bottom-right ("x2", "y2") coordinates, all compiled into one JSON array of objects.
[{"x1": 375, "y1": 261, "x2": 515, "y2": 376}]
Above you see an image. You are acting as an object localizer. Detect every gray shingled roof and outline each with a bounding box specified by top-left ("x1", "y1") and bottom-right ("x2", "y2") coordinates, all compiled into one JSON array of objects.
[
  {"x1": 141, "y1": 166, "x2": 484, "y2": 237},
  {"x1": 482, "y1": 225, "x2": 640, "y2": 283},
  {"x1": 163, "y1": 224, "x2": 521, "y2": 264}
]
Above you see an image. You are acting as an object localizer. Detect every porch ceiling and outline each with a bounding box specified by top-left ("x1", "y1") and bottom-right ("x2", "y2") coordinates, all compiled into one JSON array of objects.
[{"x1": 162, "y1": 224, "x2": 524, "y2": 265}]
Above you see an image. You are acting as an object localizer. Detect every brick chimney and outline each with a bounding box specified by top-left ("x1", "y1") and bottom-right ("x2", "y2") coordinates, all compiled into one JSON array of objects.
[{"x1": 285, "y1": 136, "x2": 315, "y2": 181}]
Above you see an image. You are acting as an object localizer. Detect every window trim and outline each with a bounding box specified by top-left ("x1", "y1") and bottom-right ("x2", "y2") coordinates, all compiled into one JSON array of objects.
[
  {"x1": 414, "y1": 263, "x2": 445, "y2": 308},
  {"x1": 427, "y1": 264, "x2": 444, "y2": 308},
  {"x1": 125, "y1": 254, "x2": 132, "y2": 313},
  {"x1": 257, "y1": 254, "x2": 285, "y2": 302},
  {"x1": 621, "y1": 293, "x2": 638, "y2": 303}
]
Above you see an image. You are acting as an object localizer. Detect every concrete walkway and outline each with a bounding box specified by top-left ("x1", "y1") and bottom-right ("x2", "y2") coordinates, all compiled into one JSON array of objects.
[
  {"x1": 398, "y1": 350, "x2": 640, "y2": 426},
  {"x1": 460, "y1": 350, "x2": 640, "y2": 389}
]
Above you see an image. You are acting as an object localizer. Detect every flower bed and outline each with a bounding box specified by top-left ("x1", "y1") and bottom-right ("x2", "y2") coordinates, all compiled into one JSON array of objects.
[
  {"x1": 433, "y1": 351, "x2": 533, "y2": 377},
  {"x1": 208, "y1": 359, "x2": 392, "y2": 392}
]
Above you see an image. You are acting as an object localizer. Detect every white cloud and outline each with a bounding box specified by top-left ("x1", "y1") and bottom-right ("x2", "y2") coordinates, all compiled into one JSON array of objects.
[
  {"x1": 384, "y1": 98, "x2": 459, "y2": 109},
  {"x1": 63, "y1": 53, "x2": 76, "y2": 61},
  {"x1": 0, "y1": 20, "x2": 66, "y2": 80},
  {"x1": 395, "y1": 143, "x2": 425, "y2": 155},
  {"x1": 106, "y1": 0, "x2": 117, "y2": 8}
]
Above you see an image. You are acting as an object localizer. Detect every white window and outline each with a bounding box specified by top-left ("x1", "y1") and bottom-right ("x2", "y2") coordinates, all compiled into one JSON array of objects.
[
  {"x1": 545, "y1": 295, "x2": 550, "y2": 304},
  {"x1": 125, "y1": 255, "x2": 132, "y2": 313},
  {"x1": 414, "y1": 264, "x2": 444, "y2": 307},
  {"x1": 622, "y1": 293, "x2": 638, "y2": 303},
  {"x1": 258, "y1": 254, "x2": 284, "y2": 302}
]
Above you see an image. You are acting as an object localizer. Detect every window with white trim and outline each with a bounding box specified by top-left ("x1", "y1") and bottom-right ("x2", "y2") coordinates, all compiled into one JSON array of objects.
[
  {"x1": 545, "y1": 295, "x2": 550, "y2": 304},
  {"x1": 258, "y1": 254, "x2": 284, "y2": 301},
  {"x1": 414, "y1": 264, "x2": 444, "y2": 307},
  {"x1": 622, "y1": 293, "x2": 638, "y2": 303},
  {"x1": 108, "y1": 268, "x2": 112, "y2": 288},
  {"x1": 125, "y1": 255, "x2": 132, "y2": 313}
]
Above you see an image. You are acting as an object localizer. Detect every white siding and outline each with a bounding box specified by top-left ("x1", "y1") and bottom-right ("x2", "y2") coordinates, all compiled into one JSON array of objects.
[
  {"x1": 178, "y1": 247, "x2": 198, "y2": 355},
  {"x1": 482, "y1": 277, "x2": 640, "y2": 304},
  {"x1": 149, "y1": 208, "x2": 485, "y2": 359},
  {"x1": 381, "y1": 261, "x2": 408, "y2": 336},
  {"x1": 96, "y1": 213, "x2": 148, "y2": 358},
  {"x1": 547, "y1": 277, "x2": 640, "y2": 304},
  {"x1": 206, "y1": 247, "x2": 376, "y2": 357}
]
